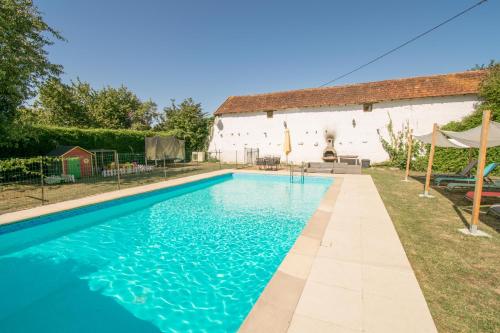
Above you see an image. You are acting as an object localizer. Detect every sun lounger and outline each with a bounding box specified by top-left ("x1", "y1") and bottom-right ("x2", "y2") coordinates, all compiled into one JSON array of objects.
[
  {"x1": 487, "y1": 204, "x2": 500, "y2": 218},
  {"x1": 435, "y1": 162, "x2": 497, "y2": 186},
  {"x1": 447, "y1": 180, "x2": 500, "y2": 191},
  {"x1": 465, "y1": 191, "x2": 500, "y2": 201},
  {"x1": 433, "y1": 159, "x2": 477, "y2": 180}
]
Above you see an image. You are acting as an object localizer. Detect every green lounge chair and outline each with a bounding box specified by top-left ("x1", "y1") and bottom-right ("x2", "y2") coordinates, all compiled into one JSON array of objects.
[
  {"x1": 487, "y1": 204, "x2": 500, "y2": 218},
  {"x1": 433, "y1": 159, "x2": 477, "y2": 180},
  {"x1": 446, "y1": 180, "x2": 500, "y2": 191},
  {"x1": 436, "y1": 162, "x2": 497, "y2": 186}
]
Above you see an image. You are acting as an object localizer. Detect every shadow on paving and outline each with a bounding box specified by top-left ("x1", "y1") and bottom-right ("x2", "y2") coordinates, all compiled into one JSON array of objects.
[
  {"x1": 410, "y1": 175, "x2": 500, "y2": 233},
  {"x1": 0, "y1": 256, "x2": 161, "y2": 333}
]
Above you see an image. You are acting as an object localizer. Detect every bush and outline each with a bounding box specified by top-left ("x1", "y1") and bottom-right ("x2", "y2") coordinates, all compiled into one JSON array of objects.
[
  {"x1": 1, "y1": 125, "x2": 174, "y2": 157},
  {"x1": 378, "y1": 115, "x2": 425, "y2": 169}
]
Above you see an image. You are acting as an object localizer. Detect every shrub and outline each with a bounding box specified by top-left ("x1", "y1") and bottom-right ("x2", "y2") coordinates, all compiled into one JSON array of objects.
[{"x1": 378, "y1": 115, "x2": 425, "y2": 169}]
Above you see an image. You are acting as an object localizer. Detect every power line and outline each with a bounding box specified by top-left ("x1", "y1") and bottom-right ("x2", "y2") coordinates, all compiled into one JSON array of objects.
[{"x1": 318, "y1": 0, "x2": 489, "y2": 87}]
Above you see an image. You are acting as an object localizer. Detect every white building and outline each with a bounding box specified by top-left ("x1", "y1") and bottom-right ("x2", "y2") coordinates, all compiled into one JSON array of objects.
[{"x1": 208, "y1": 70, "x2": 486, "y2": 164}]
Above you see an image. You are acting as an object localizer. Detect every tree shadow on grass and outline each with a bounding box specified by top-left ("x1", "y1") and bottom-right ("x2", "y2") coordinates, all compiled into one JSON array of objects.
[
  {"x1": 0, "y1": 255, "x2": 161, "y2": 333},
  {"x1": 410, "y1": 175, "x2": 500, "y2": 233}
]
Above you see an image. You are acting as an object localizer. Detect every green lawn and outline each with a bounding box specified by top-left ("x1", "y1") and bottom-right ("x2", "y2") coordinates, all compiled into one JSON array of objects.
[
  {"x1": 365, "y1": 168, "x2": 499, "y2": 333},
  {"x1": 0, "y1": 163, "x2": 235, "y2": 214}
]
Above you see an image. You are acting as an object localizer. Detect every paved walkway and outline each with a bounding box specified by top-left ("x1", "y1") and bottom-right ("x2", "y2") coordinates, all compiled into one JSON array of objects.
[{"x1": 287, "y1": 174, "x2": 437, "y2": 332}]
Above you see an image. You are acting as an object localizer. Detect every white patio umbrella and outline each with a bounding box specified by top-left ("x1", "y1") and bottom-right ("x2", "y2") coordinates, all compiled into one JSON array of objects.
[{"x1": 284, "y1": 128, "x2": 291, "y2": 164}]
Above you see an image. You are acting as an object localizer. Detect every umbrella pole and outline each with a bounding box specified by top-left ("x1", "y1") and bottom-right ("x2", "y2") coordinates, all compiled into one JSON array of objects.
[
  {"x1": 420, "y1": 123, "x2": 438, "y2": 198},
  {"x1": 469, "y1": 110, "x2": 491, "y2": 235},
  {"x1": 403, "y1": 129, "x2": 413, "y2": 182}
]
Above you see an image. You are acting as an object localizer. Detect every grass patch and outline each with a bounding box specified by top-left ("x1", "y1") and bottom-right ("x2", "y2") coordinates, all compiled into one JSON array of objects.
[
  {"x1": 0, "y1": 163, "x2": 235, "y2": 214},
  {"x1": 365, "y1": 168, "x2": 499, "y2": 333}
]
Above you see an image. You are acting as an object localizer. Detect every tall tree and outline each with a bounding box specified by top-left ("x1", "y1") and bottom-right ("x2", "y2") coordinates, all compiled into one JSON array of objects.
[
  {"x1": 34, "y1": 78, "x2": 93, "y2": 127},
  {"x1": 31, "y1": 79, "x2": 160, "y2": 130},
  {"x1": 130, "y1": 99, "x2": 159, "y2": 130},
  {"x1": 157, "y1": 98, "x2": 211, "y2": 151},
  {"x1": 0, "y1": 0, "x2": 63, "y2": 128},
  {"x1": 91, "y1": 85, "x2": 141, "y2": 129}
]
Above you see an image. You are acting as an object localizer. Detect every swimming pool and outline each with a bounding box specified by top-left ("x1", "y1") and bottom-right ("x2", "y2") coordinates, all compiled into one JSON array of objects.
[{"x1": 0, "y1": 173, "x2": 332, "y2": 332}]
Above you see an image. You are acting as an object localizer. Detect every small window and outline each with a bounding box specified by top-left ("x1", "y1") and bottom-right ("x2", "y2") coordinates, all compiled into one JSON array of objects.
[
  {"x1": 266, "y1": 111, "x2": 274, "y2": 118},
  {"x1": 363, "y1": 103, "x2": 373, "y2": 112}
]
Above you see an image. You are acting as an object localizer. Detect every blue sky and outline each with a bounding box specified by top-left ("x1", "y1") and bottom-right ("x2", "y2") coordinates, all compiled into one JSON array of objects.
[{"x1": 36, "y1": 0, "x2": 499, "y2": 114}]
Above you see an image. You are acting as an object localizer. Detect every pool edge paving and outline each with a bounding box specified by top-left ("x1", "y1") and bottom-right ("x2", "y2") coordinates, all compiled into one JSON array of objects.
[
  {"x1": 238, "y1": 175, "x2": 342, "y2": 333},
  {"x1": 239, "y1": 173, "x2": 438, "y2": 333}
]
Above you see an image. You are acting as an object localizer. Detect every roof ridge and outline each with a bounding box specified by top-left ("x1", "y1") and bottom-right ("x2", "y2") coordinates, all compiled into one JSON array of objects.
[
  {"x1": 214, "y1": 70, "x2": 486, "y2": 116},
  {"x1": 229, "y1": 70, "x2": 486, "y2": 99}
]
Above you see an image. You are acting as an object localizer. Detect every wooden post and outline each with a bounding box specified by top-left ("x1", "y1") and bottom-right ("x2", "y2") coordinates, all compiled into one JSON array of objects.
[
  {"x1": 421, "y1": 123, "x2": 438, "y2": 197},
  {"x1": 470, "y1": 110, "x2": 491, "y2": 233},
  {"x1": 404, "y1": 129, "x2": 413, "y2": 181}
]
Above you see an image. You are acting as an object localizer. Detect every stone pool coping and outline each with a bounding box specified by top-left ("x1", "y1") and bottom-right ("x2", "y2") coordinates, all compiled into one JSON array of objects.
[
  {"x1": 240, "y1": 173, "x2": 437, "y2": 333},
  {"x1": 238, "y1": 173, "x2": 341, "y2": 332}
]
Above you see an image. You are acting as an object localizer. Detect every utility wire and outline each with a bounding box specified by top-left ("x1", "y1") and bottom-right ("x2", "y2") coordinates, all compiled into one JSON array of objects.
[{"x1": 318, "y1": 0, "x2": 489, "y2": 87}]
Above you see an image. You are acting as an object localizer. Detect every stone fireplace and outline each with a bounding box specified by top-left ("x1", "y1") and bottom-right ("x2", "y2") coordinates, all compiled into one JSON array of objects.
[{"x1": 322, "y1": 135, "x2": 337, "y2": 162}]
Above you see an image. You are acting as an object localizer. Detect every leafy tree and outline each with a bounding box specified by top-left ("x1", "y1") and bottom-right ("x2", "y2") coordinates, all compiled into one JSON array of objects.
[
  {"x1": 33, "y1": 78, "x2": 93, "y2": 127},
  {"x1": 0, "y1": 0, "x2": 63, "y2": 128},
  {"x1": 91, "y1": 85, "x2": 142, "y2": 129},
  {"x1": 30, "y1": 79, "x2": 159, "y2": 130},
  {"x1": 157, "y1": 98, "x2": 211, "y2": 151},
  {"x1": 443, "y1": 62, "x2": 500, "y2": 131},
  {"x1": 469, "y1": 59, "x2": 497, "y2": 71},
  {"x1": 130, "y1": 99, "x2": 159, "y2": 130}
]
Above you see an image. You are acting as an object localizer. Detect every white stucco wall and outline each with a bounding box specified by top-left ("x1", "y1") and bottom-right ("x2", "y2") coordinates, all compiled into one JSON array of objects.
[{"x1": 208, "y1": 95, "x2": 479, "y2": 163}]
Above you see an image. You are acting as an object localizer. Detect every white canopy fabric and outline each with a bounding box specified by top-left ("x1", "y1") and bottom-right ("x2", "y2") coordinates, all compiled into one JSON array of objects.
[
  {"x1": 413, "y1": 131, "x2": 466, "y2": 148},
  {"x1": 414, "y1": 121, "x2": 500, "y2": 148},
  {"x1": 442, "y1": 121, "x2": 500, "y2": 148}
]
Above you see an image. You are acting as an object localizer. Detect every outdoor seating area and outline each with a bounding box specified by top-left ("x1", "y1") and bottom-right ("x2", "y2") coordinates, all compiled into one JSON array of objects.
[
  {"x1": 256, "y1": 156, "x2": 281, "y2": 171},
  {"x1": 407, "y1": 110, "x2": 500, "y2": 236},
  {"x1": 305, "y1": 161, "x2": 362, "y2": 174}
]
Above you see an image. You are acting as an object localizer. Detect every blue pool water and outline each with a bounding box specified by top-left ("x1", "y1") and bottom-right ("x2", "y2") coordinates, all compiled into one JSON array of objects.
[{"x1": 0, "y1": 173, "x2": 332, "y2": 333}]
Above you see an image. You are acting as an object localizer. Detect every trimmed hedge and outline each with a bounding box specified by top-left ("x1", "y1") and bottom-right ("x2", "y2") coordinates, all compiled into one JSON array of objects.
[
  {"x1": 1, "y1": 125, "x2": 174, "y2": 157},
  {"x1": 414, "y1": 146, "x2": 500, "y2": 174}
]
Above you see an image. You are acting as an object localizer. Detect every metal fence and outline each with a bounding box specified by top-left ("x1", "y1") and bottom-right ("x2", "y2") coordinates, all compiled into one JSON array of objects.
[{"x1": 0, "y1": 150, "x2": 265, "y2": 214}]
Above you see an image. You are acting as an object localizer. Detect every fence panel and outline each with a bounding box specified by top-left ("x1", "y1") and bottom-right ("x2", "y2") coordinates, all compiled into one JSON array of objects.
[{"x1": 0, "y1": 151, "x2": 260, "y2": 214}]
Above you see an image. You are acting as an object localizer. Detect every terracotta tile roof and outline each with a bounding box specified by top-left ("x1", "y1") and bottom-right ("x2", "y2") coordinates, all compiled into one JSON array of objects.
[{"x1": 214, "y1": 70, "x2": 486, "y2": 115}]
